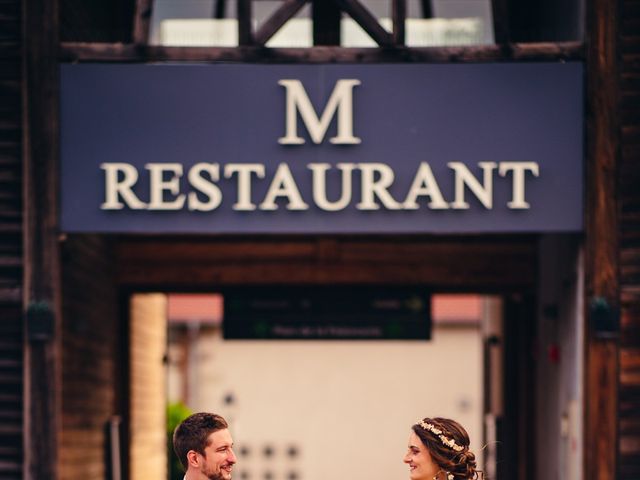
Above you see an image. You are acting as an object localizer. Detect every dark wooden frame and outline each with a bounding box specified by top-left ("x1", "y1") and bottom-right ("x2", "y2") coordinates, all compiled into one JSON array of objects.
[
  {"x1": 69, "y1": 0, "x2": 583, "y2": 63},
  {"x1": 584, "y1": 0, "x2": 620, "y2": 479},
  {"x1": 502, "y1": 294, "x2": 537, "y2": 480},
  {"x1": 60, "y1": 42, "x2": 584, "y2": 63},
  {"x1": 132, "y1": 0, "x2": 152, "y2": 45},
  {"x1": 24, "y1": 0, "x2": 62, "y2": 478},
  {"x1": 113, "y1": 235, "x2": 539, "y2": 292},
  {"x1": 255, "y1": 0, "x2": 307, "y2": 46}
]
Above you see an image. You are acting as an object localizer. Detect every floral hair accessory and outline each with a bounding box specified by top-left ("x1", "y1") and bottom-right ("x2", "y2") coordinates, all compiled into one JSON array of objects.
[{"x1": 419, "y1": 421, "x2": 465, "y2": 452}]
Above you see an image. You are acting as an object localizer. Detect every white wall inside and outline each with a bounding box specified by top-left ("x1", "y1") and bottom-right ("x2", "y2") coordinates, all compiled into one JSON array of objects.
[{"x1": 535, "y1": 235, "x2": 583, "y2": 480}]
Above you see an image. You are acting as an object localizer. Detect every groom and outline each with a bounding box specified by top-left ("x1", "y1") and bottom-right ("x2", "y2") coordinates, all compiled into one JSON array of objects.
[{"x1": 173, "y1": 412, "x2": 237, "y2": 480}]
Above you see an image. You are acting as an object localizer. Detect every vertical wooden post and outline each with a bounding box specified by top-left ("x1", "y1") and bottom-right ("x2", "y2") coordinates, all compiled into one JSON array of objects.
[
  {"x1": 392, "y1": 0, "x2": 406, "y2": 46},
  {"x1": 420, "y1": 0, "x2": 432, "y2": 19},
  {"x1": 492, "y1": 0, "x2": 510, "y2": 44},
  {"x1": 214, "y1": 0, "x2": 227, "y2": 20},
  {"x1": 133, "y1": 0, "x2": 153, "y2": 45},
  {"x1": 313, "y1": 0, "x2": 341, "y2": 46},
  {"x1": 23, "y1": 0, "x2": 61, "y2": 478},
  {"x1": 238, "y1": 0, "x2": 253, "y2": 46},
  {"x1": 585, "y1": 0, "x2": 620, "y2": 479},
  {"x1": 502, "y1": 294, "x2": 537, "y2": 480}
]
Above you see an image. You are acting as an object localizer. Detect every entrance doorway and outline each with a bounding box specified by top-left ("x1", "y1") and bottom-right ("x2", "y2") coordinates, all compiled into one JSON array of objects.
[
  {"x1": 56, "y1": 232, "x2": 584, "y2": 480},
  {"x1": 128, "y1": 290, "x2": 497, "y2": 480},
  {"x1": 59, "y1": 233, "x2": 564, "y2": 480}
]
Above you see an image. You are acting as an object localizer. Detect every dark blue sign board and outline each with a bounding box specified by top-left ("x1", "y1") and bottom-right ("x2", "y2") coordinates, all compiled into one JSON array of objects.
[{"x1": 60, "y1": 63, "x2": 583, "y2": 234}]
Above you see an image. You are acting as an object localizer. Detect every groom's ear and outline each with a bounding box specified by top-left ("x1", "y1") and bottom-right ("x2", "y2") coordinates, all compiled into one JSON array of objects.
[{"x1": 187, "y1": 449, "x2": 200, "y2": 468}]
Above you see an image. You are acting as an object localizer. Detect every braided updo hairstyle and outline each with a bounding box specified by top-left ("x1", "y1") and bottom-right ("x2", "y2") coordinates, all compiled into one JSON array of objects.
[{"x1": 411, "y1": 417, "x2": 479, "y2": 480}]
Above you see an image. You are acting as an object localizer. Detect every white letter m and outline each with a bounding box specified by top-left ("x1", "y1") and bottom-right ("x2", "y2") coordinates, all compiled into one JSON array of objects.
[{"x1": 278, "y1": 79, "x2": 361, "y2": 145}]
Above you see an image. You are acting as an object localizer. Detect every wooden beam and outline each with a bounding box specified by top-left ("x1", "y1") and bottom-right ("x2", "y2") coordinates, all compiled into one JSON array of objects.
[
  {"x1": 214, "y1": 0, "x2": 227, "y2": 19},
  {"x1": 585, "y1": 0, "x2": 620, "y2": 478},
  {"x1": 132, "y1": 0, "x2": 153, "y2": 45},
  {"x1": 502, "y1": 295, "x2": 537, "y2": 480},
  {"x1": 313, "y1": 0, "x2": 341, "y2": 46},
  {"x1": 115, "y1": 236, "x2": 537, "y2": 291},
  {"x1": 333, "y1": 0, "x2": 394, "y2": 47},
  {"x1": 24, "y1": 0, "x2": 62, "y2": 478},
  {"x1": 491, "y1": 0, "x2": 510, "y2": 44},
  {"x1": 59, "y1": 41, "x2": 584, "y2": 63},
  {"x1": 420, "y1": 0, "x2": 432, "y2": 19},
  {"x1": 238, "y1": 0, "x2": 253, "y2": 46},
  {"x1": 392, "y1": 0, "x2": 406, "y2": 46},
  {"x1": 255, "y1": 0, "x2": 308, "y2": 46}
]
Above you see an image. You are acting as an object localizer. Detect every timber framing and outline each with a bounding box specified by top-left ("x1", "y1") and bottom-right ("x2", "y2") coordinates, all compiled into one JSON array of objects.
[
  {"x1": 114, "y1": 235, "x2": 539, "y2": 292},
  {"x1": 132, "y1": 0, "x2": 152, "y2": 45},
  {"x1": 24, "y1": 0, "x2": 62, "y2": 478},
  {"x1": 60, "y1": 0, "x2": 584, "y2": 63},
  {"x1": 584, "y1": 0, "x2": 620, "y2": 479},
  {"x1": 334, "y1": 0, "x2": 393, "y2": 47},
  {"x1": 391, "y1": 0, "x2": 405, "y2": 45},
  {"x1": 254, "y1": 0, "x2": 307, "y2": 46},
  {"x1": 59, "y1": 42, "x2": 584, "y2": 63}
]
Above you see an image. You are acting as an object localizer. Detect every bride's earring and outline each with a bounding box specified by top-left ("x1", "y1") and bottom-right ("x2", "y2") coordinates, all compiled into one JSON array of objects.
[{"x1": 433, "y1": 471, "x2": 454, "y2": 480}]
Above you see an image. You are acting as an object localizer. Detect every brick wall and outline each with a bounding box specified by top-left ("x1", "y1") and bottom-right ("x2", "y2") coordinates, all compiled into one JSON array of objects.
[{"x1": 59, "y1": 235, "x2": 120, "y2": 480}]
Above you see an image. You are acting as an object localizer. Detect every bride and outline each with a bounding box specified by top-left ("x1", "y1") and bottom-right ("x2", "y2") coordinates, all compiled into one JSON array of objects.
[{"x1": 403, "y1": 417, "x2": 481, "y2": 480}]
